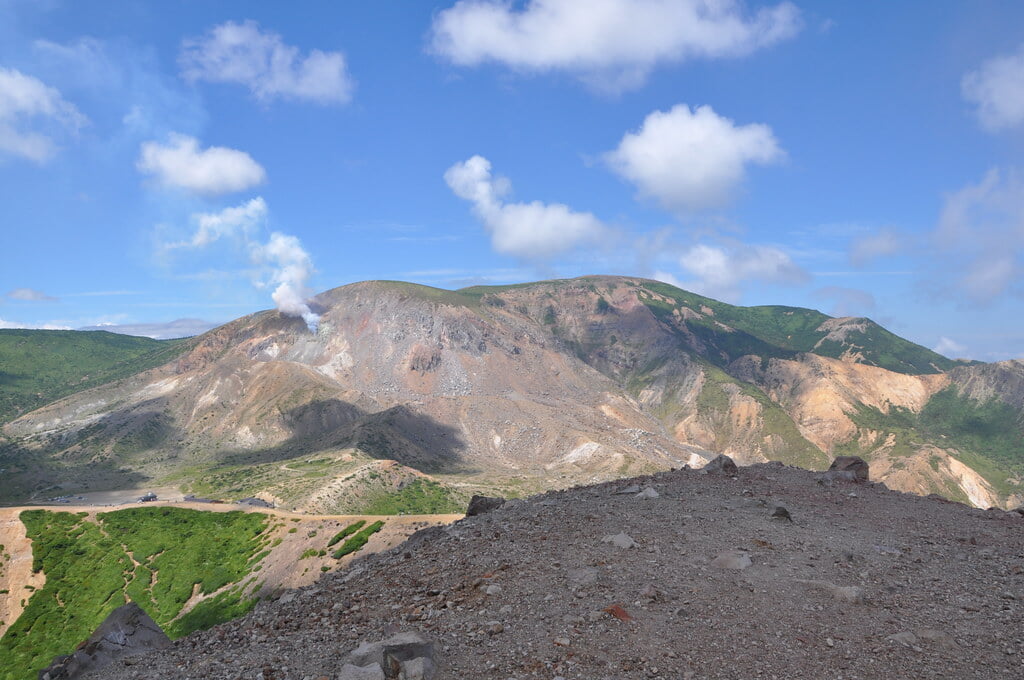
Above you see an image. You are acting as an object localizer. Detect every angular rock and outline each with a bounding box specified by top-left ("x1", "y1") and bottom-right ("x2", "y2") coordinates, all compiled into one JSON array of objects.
[
  {"x1": 819, "y1": 456, "x2": 868, "y2": 483},
  {"x1": 771, "y1": 505, "x2": 792, "y2": 521},
  {"x1": 636, "y1": 487, "x2": 660, "y2": 499},
  {"x1": 38, "y1": 603, "x2": 171, "y2": 680},
  {"x1": 337, "y1": 663, "x2": 386, "y2": 680},
  {"x1": 346, "y1": 631, "x2": 436, "y2": 678},
  {"x1": 703, "y1": 454, "x2": 738, "y2": 475},
  {"x1": 466, "y1": 495, "x2": 505, "y2": 516}
]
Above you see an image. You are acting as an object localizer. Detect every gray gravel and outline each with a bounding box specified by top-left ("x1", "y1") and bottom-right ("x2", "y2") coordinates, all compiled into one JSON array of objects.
[{"x1": 92, "y1": 461, "x2": 1024, "y2": 679}]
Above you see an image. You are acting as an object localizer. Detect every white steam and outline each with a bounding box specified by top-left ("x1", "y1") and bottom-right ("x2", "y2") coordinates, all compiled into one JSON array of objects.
[
  {"x1": 170, "y1": 197, "x2": 320, "y2": 332},
  {"x1": 252, "y1": 232, "x2": 320, "y2": 332}
]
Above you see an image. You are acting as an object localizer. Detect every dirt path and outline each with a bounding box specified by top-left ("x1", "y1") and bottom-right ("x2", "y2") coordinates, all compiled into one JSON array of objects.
[{"x1": 0, "y1": 509, "x2": 46, "y2": 638}]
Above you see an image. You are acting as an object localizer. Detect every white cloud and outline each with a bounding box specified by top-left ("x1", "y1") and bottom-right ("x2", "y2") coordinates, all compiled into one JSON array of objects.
[
  {"x1": 849, "y1": 228, "x2": 904, "y2": 266},
  {"x1": 671, "y1": 241, "x2": 807, "y2": 301},
  {"x1": 170, "y1": 197, "x2": 268, "y2": 249},
  {"x1": 137, "y1": 133, "x2": 266, "y2": 195},
  {"x1": 7, "y1": 287, "x2": 57, "y2": 301},
  {"x1": 430, "y1": 0, "x2": 801, "y2": 92},
  {"x1": 933, "y1": 167, "x2": 1024, "y2": 303},
  {"x1": 962, "y1": 44, "x2": 1024, "y2": 132},
  {"x1": 445, "y1": 155, "x2": 608, "y2": 259},
  {"x1": 0, "y1": 66, "x2": 86, "y2": 162},
  {"x1": 605, "y1": 104, "x2": 783, "y2": 213},
  {"x1": 0, "y1": 317, "x2": 72, "y2": 331},
  {"x1": 180, "y1": 20, "x2": 353, "y2": 104},
  {"x1": 933, "y1": 336, "x2": 967, "y2": 358}
]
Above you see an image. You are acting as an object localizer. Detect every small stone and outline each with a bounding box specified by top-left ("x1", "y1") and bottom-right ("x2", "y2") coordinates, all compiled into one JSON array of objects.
[
  {"x1": 567, "y1": 566, "x2": 599, "y2": 587},
  {"x1": 484, "y1": 621, "x2": 504, "y2": 635},
  {"x1": 771, "y1": 506, "x2": 792, "y2": 522},
  {"x1": 636, "y1": 487, "x2": 660, "y2": 499},
  {"x1": 887, "y1": 632, "x2": 918, "y2": 647},
  {"x1": 602, "y1": 533, "x2": 637, "y2": 549},
  {"x1": 553, "y1": 637, "x2": 571, "y2": 647},
  {"x1": 484, "y1": 584, "x2": 503, "y2": 596},
  {"x1": 710, "y1": 550, "x2": 752, "y2": 570}
]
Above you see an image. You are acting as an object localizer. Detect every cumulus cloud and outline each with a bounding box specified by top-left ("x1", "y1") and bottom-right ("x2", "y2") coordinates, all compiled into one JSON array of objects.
[
  {"x1": 180, "y1": 20, "x2": 353, "y2": 104},
  {"x1": 430, "y1": 0, "x2": 801, "y2": 91},
  {"x1": 849, "y1": 227, "x2": 904, "y2": 266},
  {"x1": 137, "y1": 133, "x2": 266, "y2": 195},
  {"x1": 605, "y1": 104, "x2": 783, "y2": 213},
  {"x1": 962, "y1": 43, "x2": 1024, "y2": 132},
  {"x1": 933, "y1": 168, "x2": 1024, "y2": 303},
  {"x1": 0, "y1": 66, "x2": 86, "y2": 162},
  {"x1": 933, "y1": 336, "x2": 967, "y2": 358},
  {"x1": 665, "y1": 241, "x2": 807, "y2": 301},
  {"x1": 7, "y1": 288, "x2": 58, "y2": 301},
  {"x1": 445, "y1": 155, "x2": 608, "y2": 259},
  {"x1": 164, "y1": 197, "x2": 320, "y2": 331}
]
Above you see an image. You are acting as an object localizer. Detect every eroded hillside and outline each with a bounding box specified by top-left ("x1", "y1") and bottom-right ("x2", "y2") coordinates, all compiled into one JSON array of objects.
[{"x1": 2, "y1": 276, "x2": 1021, "y2": 509}]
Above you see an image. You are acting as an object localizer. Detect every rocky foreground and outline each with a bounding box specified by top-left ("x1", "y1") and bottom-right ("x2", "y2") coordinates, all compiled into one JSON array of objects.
[{"x1": 92, "y1": 460, "x2": 1023, "y2": 679}]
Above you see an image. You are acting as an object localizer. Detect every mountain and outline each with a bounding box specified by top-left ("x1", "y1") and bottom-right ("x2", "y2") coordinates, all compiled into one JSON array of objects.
[
  {"x1": 1, "y1": 276, "x2": 1021, "y2": 509},
  {"x1": 0, "y1": 330, "x2": 190, "y2": 425}
]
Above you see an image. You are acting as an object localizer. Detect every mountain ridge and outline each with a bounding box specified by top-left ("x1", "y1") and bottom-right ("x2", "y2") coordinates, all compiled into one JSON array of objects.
[{"x1": 1, "y1": 275, "x2": 1020, "y2": 510}]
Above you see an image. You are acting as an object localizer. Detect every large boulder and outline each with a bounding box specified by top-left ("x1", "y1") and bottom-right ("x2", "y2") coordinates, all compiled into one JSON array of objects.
[
  {"x1": 39, "y1": 602, "x2": 170, "y2": 680},
  {"x1": 466, "y1": 495, "x2": 505, "y2": 516},
  {"x1": 702, "y1": 454, "x2": 738, "y2": 475},
  {"x1": 819, "y1": 456, "x2": 870, "y2": 486}
]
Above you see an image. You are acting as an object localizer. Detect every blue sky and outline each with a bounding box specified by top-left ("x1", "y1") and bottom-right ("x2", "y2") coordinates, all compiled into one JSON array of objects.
[{"x1": 0, "y1": 1, "x2": 1022, "y2": 361}]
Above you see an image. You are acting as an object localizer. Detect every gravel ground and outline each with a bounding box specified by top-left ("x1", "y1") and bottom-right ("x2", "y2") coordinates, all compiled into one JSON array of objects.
[{"x1": 92, "y1": 461, "x2": 1024, "y2": 679}]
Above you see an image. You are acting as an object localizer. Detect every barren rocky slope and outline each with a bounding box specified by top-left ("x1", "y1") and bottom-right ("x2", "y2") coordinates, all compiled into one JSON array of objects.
[
  {"x1": 92, "y1": 461, "x2": 1024, "y2": 680},
  {"x1": 3, "y1": 276, "x2": 1021, "y2": 510}
]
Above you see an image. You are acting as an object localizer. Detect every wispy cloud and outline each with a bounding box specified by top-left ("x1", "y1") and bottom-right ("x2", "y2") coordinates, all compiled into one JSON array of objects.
[
  {"x1": 0, "y1": 66, "x2": 86, "y2": 162},
  {"x1": 180, "y1": 20, "x2": 354, "y2": 105},
  {"x1": 962, "y1": 42, "x2": 1024, "y2": 132},
  {"x1": 7, "y1": 287, "x2": 58, "y2": 301}
]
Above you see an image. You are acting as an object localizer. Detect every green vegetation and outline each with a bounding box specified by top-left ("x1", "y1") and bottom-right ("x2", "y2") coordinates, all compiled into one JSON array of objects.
[
  {"x1": 0, "y1": 329, "x2": 191, "y2": 424},
  {"x1": 358, "y1": 478, "x2": 462, "y2": 515},
  {"x1": 0, "y1": 508, "x2": 271, "y2": 680},
  {"x1": 836, "y1": 387, "x2": 1023, "y2": 496},
  {"x1": 637, "y1": 281, "x2": 956, "y2": 375},
  {"x1": 697, "y1": 363, "x2": 828, "y2": 469},
  {"x1": 331, "y1": 521, "x2": 385, "y2": 559},
  {"x1": 326, "y1": 520, "x2": 366, "y2": 547}
]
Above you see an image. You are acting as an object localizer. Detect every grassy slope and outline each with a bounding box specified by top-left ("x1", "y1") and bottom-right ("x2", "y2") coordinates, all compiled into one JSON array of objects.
[
  {"x1": 0, "y1": 508, "x2": 273, "y2": 680},
  {"x1": 835, "y1": 387, "x2": 1024, "y2": 497},
  {"x1": 0, "y1": 330, "x2": 191, "y2": 425},
  {"x1": 636, "y1": 280, "x2": 956, "y2": 375}
]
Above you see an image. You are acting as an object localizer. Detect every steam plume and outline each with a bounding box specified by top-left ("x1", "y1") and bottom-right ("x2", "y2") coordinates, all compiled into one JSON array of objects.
[{"x1": 171, "y1": 198, "x2": 321, "y2": 332}]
